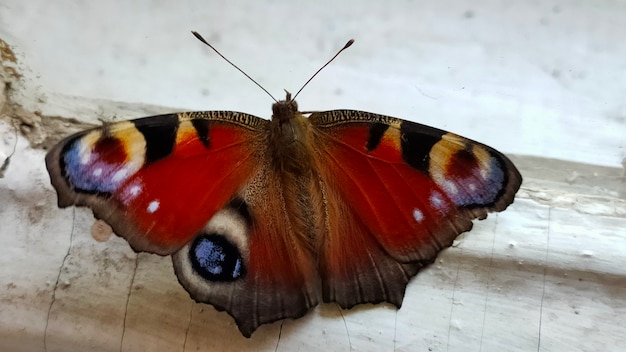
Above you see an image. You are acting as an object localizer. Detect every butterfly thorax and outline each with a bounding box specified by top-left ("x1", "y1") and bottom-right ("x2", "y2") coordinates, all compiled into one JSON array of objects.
[
  {"x1": 271, "y1": 92, "x2": 298, "y2": 123},
  {"x1": 268, "y1": 93, "x2": 314, "y2": 176}
]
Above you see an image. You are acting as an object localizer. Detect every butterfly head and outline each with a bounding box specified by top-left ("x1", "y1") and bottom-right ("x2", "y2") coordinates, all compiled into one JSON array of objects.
[{"x1": 272, "y1": 91, "x2": 299, "y2": 124}]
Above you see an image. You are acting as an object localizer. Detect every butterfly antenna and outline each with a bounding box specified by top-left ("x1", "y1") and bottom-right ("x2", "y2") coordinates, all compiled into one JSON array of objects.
[
  {"x1": 192, "y1": 31, "x2": 278, "y2": 102},
  {"x1": 292, "y1": 39, "x2": 355, "y2": 101}
]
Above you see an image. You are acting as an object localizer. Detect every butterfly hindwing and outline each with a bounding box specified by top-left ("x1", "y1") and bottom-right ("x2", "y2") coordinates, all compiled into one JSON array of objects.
[
  {"x1": 172, "y1": 164, "x2": 320, "y2": 337},
  {"x1": 309, "y1": 110, "x2": 522, "y2": 308}
]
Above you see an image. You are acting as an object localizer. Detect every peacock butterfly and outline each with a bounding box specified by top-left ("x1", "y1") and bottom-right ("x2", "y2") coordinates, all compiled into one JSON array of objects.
[{"x1": 45, "y1": 33, "x2": 522, "y2": 337}]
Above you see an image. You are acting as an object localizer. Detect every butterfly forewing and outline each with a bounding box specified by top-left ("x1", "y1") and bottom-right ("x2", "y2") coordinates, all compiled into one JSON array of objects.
[{"x1": 46, "y1": 111, "x2": 267, "y2": 254}]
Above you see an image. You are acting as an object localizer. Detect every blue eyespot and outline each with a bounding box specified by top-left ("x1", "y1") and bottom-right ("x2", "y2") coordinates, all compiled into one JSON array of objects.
[
  {"x1": 189, "y1": 235, "x2": 245, "y2": 282},
  {"x1": 450, "y1": 156, "x2": 505, "y2": 207},
  {"x1": 63, "y1": 139, "x2": 125, "y2": 193}
]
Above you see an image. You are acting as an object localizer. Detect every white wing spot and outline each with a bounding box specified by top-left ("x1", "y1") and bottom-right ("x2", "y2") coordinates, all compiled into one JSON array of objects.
[
  {"x1": 80, "y1": 154, "x2": 90, "y2": 165},
  {"x1": 79, "y1": 143, "x2": 91, "y2": 165},
  {"x1": 92, "y1": 168, "x2": 103, "y2": 177},
  {"x1": 430, "y1": 192, "x2": 446, "y2": 210},
  {"x1": 469, "y1": 183, "x2": 477, "y2": 191},
  {"x1": 129, "y1": 185, "x2": 142, "y2": 197},
  {"x1": 112, "y1": 168, "x2": 129, "y2": 182},
  {"x1": 119, "y1": 181, "x2": 143, "y2": 205},
  {"x1": 412, "y1": 208, "x2": 424, "y2": 222},
  {"x1": 147, "y1": 200, "x2": 160, "y2": 213},
  {"x1": 480, "y1": 161, "x2": 491, "y2": 179},
  {"x1": 442, "y1": 180, "x2": 458, "y2": 195}
]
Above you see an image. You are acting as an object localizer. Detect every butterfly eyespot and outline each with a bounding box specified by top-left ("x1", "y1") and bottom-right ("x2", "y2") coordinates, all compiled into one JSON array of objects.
[
  {"x1": 172, "y1": 198, "x2": 253, "y2": 292},
  {"x1": 190, "y1": 234, "x2": 246, "y2": 281},
  {"x1": 60, "y1": 126, "x2": 146, "y2": 194}
]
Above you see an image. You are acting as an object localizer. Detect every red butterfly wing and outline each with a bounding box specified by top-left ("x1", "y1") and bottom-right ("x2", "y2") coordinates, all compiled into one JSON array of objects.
[
  {"x1": 46, "y1": 111, "x2": 320, "y2": 337},
  {"x1": 309, "y1": 110, "x2": 522, "y2": 308},
  {"x1": 46, "y1": 112, "x2": 264, "y2": 254}
]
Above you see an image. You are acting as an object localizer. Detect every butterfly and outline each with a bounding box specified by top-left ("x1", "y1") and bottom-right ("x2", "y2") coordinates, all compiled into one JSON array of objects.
[{"x1": 45, "y1": 34, "x2": 522, "y2": 338}]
